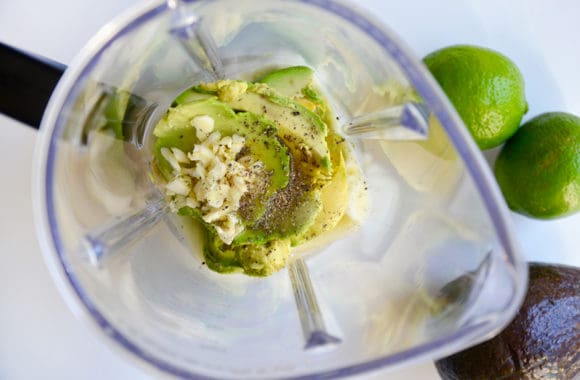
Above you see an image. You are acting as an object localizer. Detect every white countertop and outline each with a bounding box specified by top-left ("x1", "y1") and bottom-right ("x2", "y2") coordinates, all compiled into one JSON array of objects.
[{"x1": 0, "y1": 1, "x2": 578, "y2": 379}]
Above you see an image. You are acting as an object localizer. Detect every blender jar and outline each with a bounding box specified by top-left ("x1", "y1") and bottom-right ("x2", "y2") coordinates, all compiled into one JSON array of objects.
[{"x1": 33, "y1": 0, "x2": 527, "y2": 378}]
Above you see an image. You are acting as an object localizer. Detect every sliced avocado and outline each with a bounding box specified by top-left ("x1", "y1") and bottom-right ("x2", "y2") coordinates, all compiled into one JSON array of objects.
[
  {"x1": 294, "y1": 149, "x2": 348, "y2": 245},
  {"x1": 173, "y1": 88, "x2": 214, "y2": 106},
  {"x1": 237, "y1": 93, "x2": 334, "y2": 244},
  {"x1": 185, "y1": 81, "x2": 332, "y2": 246},
  {"x1": 436, "y1": 262, "x2": 580, "y2": 380},
  {"x1": 203, "y1": 232, "x2": 244, "y2": 274},
  {"x1": 228, "y1": 90, "x2": 331, "y2": 172},
  {"x1": 259, "y1": 68, "x2": 348, "y2": 246},
  {"x1": 193, "y1": 80, "x2": 249, "y2": 103},
  {"x1": 258, "y1": 66, "x2": 314, "y2": 98},
  {"x1": 156, "y1": 73, "x2": 348, "y2": 277},
  {"x1": 233, "y1": 112, "x2": 290, "y2": 224},
  {"x1": 292, "y1": 121, "x2": 350, "y2": 245},
  {"x1": 301, "y1": 85, "x2": 324, "y2": 104},
  {"x1": 205, "y1": 233, "x2": 291, "y2": 276},
  {"x1": 244, "y1": 67, "x2": 355, "y2": 270},
  {"x1": 232, "y1": 138, "x2": 324, "y2": 246},
  {"x1": 237, "y1": 239, "x2": 291, "y2": 276},
  {"x1": 257, "y1": 65, "x2": 331, "y2": 124}
]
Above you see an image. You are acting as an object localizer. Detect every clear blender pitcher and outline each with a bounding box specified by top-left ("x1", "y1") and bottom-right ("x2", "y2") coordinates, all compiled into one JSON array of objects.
[{"x1": 32, "y1": 0, "x2": 527, "y2": 378}]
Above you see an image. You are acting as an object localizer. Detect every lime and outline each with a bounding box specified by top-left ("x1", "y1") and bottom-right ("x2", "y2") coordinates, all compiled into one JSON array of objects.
[
  {"x1": 424, "y1": 45, "x2": 528, "y2": 149},
  {"x1": 494, "y1": 112, "x2": 580, "y2": 219}
]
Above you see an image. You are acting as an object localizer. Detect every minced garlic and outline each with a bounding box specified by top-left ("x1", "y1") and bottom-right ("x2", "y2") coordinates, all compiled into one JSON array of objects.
[{"x1": 161, "y1": 115, "x2": 264, "y2": 244}]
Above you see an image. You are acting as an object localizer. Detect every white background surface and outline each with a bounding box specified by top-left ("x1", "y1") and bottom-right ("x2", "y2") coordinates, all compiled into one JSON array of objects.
[{"x1": 0, "y1": 1, "x2": 578, "y2": 379}]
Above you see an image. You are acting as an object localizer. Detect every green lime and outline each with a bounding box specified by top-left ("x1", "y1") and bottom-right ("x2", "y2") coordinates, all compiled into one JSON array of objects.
[
  {"x1": 494, "y1": 112, "x2": 580, "y2": 219},
  {"x1": 424, "y1": 45, "x2": 528, "y2": 149}
]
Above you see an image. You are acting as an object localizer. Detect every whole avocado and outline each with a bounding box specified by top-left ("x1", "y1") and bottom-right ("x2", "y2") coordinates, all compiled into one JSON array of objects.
[{"x1": 436, "y1": 262, "x2": 579, "y2": 379}]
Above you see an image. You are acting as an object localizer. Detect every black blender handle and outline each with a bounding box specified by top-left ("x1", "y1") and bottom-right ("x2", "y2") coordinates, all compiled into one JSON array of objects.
[{"x1": 0, "y1": 42, "x2": 66, "y2": 129}]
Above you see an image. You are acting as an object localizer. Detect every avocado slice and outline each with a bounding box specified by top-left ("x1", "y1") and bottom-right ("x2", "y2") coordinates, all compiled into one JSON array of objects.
[
  {"x1": 294, "y1": 149, "x2": 348, "y2": 245},
  {"x1": 177, "y1": 207, "x2": 245, "y2": 275},
  {"x1": 235, "y1": 149, "x2": 324, "y2": 246},
  {"x1": 205, "y1": 233, "x2": 292, "y2": 277},
  {"x1": 258, "y1": 66, "x2": 333, "y2": 149},
  {"x1": 435, "y1": 262, "x2": 580, "y2": 380},
  {"x1": 258, "y1": 65, "x2": 314, "y2": 98},
  {"x1": 173, "y1": 88, "x2": 214, "y2": 106},
  {"x1": 233, "y1": 112, "x2": 291, "y2": 223}
]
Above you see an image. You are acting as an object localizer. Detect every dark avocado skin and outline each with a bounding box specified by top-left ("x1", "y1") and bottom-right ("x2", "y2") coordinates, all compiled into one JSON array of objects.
[{"x1": 436, "y1": 262, "x2": 579, "y2": 380}]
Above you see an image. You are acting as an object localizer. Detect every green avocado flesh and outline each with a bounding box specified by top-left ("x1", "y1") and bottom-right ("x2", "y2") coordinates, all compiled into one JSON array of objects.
[
  {"x1": 153, "y1": 66, "x2": 350, "y2": 276},
  {"x1": 258, "y1": 65, "x2": 314, "y2": 97}
]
